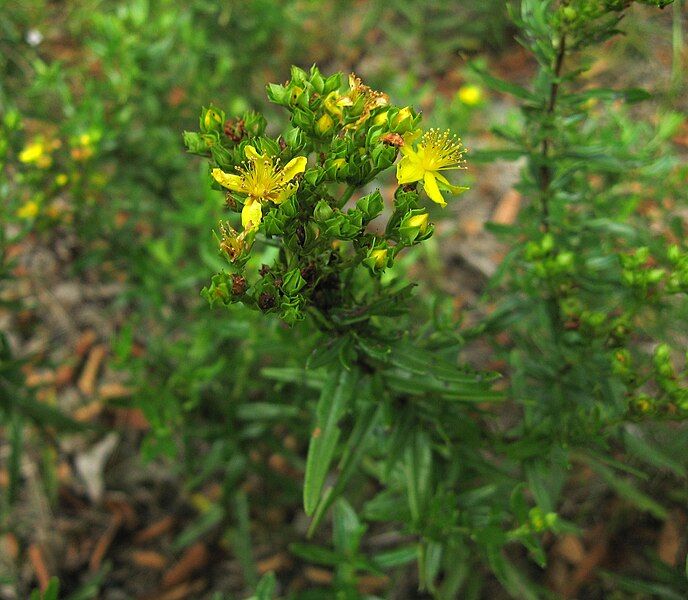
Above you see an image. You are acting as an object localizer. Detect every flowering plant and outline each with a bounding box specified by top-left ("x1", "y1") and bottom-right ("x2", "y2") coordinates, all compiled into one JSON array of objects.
[
  {"x1": 186, "y1": 67, "x2": 507, "y2": 595},
  {"x1": 185, "y1": 66, "x2": 469, "y2": 327}
]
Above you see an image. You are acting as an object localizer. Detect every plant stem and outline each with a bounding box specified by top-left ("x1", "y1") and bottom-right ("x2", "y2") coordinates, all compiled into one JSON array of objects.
[
  {"x1": 336, "y1": 184, "x2": 356, "y2": 209},
  {"x1": 539, "y1": 33, "x2": 566, "y2": 232},
  {"x1": 538, "y1": 33, "x2": 568, "y2": 397}
]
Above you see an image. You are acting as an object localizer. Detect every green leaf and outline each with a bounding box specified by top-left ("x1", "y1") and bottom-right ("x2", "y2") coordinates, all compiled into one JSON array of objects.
[
  {"x1": 333, "y1": 498, "x2": 366, "y2": 555},
  {"x1": 623, "y1": 429, "x2": 687, "y2": 478},
  {"x1": 468, "y1": 62, "x2": 539, "y2": 102},
  {"x1": 261, "y1": 367, "x2": 327, "y2": 390},
  {"x1": 404, "y1": 431, "x2": 432, "y2": 524},
  {"x1": 307, "y1": 335, "x2": 351, "y2": 369},
  {"x1": 235, "y1": 403, "x2": 300, "y2": 420},
  {"x1": 587, "y1": 458, "x2": 668, "y2": 520},
  {"x1": 172, "y1": 504, "x2": 224, "y2": 551},
  {"x1": 565, "y1": 87, "x2": 651, "y2": 105},
  {"x1": 251, "y1": 572, "x2": 277, "y2": 600},
  {"x1": 303, "y1": 366, "x2": 358, "y2": 516},
  {"x1": 290, "y1": 542, "x2": 343, "y2": 566},
  {"x1": 373, "y1": 545, "x2": 418, "y2": 569},
  {"x1": 308, "y1": 393, "x2": 381, "y2": 536}
]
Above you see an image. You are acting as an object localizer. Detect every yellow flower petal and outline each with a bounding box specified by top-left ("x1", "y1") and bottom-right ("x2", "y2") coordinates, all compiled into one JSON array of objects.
[
  {"x1": 423, "y1": 171, "x2": 446, "y2": 207},
  {"x1": 396, "y1": 157, "x2": 425, "y2": 185},
  {"x1": 212, "y1": 168, "x2": 244, "y2": 192},
  {"x1": 278, "y1": 156, "x2": 307, "y2": 184},
  {"x1": 242, "y1": 198, "x2": 263, "y2": 230},
  {"x1": 17, "y1": 200, "x2": 39, "y2": 219},
  {"x1": 244, "y1": 145, "x2": 263, "y2": 161},
  {"x1": 434, "y1": 172, "x2": 470, "y2": 196},
  {"x1": 19, "y1": 142, "x2": 44, "y2": 163},
  {"x1": 273, "y1": 182, "x2": 298, "y2": 205}
]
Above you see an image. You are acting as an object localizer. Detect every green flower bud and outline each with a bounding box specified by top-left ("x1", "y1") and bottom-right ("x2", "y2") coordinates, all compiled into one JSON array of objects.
[
  {"x1": 310, "y1": 69, "x2": 325, "y2": 94},
  {"x1": 356, "y1": 191, "x2": 384, "y2": 221},
  {"x1": 314, "y1": 199, "x2": 335, "y2": 222},
  {"x1": 667, "y1": 244, "x2": 680, "y2": 263},
  {"x1": 646, "y1": 268, "x2": 664, "y2": 284},
  {"x1": 363, "y1": 243, "x2": 392, "y2": 274},
  {"x1": 398, "y1": 210, "x2": 432, "y2": 244},
  {"x1": 541, "y1": 233, "x2": 554, "y2": 254},
  {"x1": 562, "y1": 6, "x2": 577, "y2": 21},
  {"x1": 266, "y1": 83, "x2": 289, "y2": 105},
  {"x1": 201, "y1": 106, "x2": 225, "y2": 133},
  {"x1": 282, "y1": 268, "x2": 307, "y2": 295}
]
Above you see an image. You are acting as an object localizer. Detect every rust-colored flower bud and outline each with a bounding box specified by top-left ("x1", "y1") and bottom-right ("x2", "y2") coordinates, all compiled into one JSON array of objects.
[
  {"x1": 231, "y1": 274, "x2": 247, "y2": 296},
  {"x1": 258, "y1": 292, "x2": 276, "y2": 310},
  {"x1": 381, "y1": 132, "x2": 404, "y2": 147}
]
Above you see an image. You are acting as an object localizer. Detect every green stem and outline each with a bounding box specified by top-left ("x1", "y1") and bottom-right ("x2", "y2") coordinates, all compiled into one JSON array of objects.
[
  {"x1": 539, "y1": 33, "x2": 566, "y2": 232},
  {"x1": 336, "y1": 184, "x2": 356, "y2": 209}
]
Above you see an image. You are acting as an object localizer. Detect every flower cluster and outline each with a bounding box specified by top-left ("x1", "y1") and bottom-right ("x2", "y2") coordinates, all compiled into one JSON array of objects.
[{"x1": 184, "y1": 66, "x2": 468, "y2": 325}]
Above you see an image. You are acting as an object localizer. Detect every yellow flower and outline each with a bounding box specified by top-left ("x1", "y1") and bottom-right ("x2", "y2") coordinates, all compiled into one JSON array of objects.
[
  {"x1": 55, "y1": 173, "x2": 68, "y2": 186},
  {"x1": 19, "y1": 141, "x2": 45, "y2": 164},
  {"x1": 457, "y1": 84, "x2": 483, "y2": 106},
  {"x1": 17, "y1": 200, "x2": 39, "y2": 219},
  {"x1": 396, "y1": 129, "x2": 468, "y2": 207},
  {"x1": 338, "y1": 73, "x2": 389, "y2": 129},
  {"x1": 211, "y1": 145, "x2": 307, "y2": 230},
  {"x1": 217, "y1": 221, "x2": 252, "y2": 262}
]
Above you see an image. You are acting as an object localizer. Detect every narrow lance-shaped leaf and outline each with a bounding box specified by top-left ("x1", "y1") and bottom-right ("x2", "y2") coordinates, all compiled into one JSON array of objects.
[{"x1": 303, "y1": 365, "x2": 358, "y2": 515}]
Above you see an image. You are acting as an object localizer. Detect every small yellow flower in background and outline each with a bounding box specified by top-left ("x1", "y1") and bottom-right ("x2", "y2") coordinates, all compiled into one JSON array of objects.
[
  {"x1": 19, "y1": 139, "x2": 53, "y2": 168},
  {"x1": 396, "y1": 129, "x2": 469, "y2": 207},
  {"x1": 457, "y1": 84, "x2": 483, "y2": 106},
  {"x1": 211, "y1": 145, "x2": 307, "y2": 231},
  {"x1": 71, "y1": 131, "x2": 98, "y2": 161},
  {"x1": 19, "y1": 141, "x2": 45, "y2": 164},
  {"x1": 55, "y1": 173, "x2": 68, "y2": 186},
  {"x1": 17, "y1": 200, "x2": 39, "y2": 219}
]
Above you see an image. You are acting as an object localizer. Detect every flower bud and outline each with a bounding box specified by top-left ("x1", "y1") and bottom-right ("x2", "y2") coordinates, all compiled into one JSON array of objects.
[
  {"x1": 289, "y1": 86, "x2": 304, "y2": 106},
  {"x1": 398, "y1": 210, "x2": 432, "y2": 244},
  {"x1": 373, "y1": 110, "x2": 389, "y2": 127},
  {"x1": 313, "y1": 199, "x2": 335, "y2": 222},
  {"x1": 316, "y1": 113, "x2": 335, "y2": 135},
  {"x1": 667, "y1": 244, "x2": 681, "y2": 263},
  {"x1": 201, "y1": 107, "x2": 225, "y2": 132},
  {"x1": 356, "y1": 191, "x2": 384, "y2": 221},
  {"x1": 562, "y1": 6, "x2": 577, "y2": 21},
  {"x1": 371, "y1": 248, "x2": 388, "y2": 268},
  {"x1": 282, "y1": 268, "x2": 307, "y2": 295},
  {"x1": 392, "y1": 106, "x2": 413, "y2": 127},
  {"x1": 363, "y1": 244, "x2": 392, "y2": 273}
]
